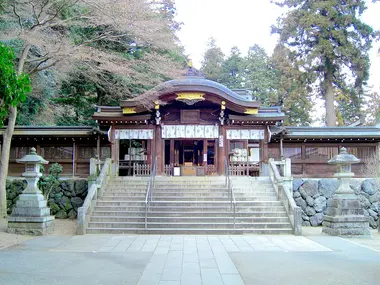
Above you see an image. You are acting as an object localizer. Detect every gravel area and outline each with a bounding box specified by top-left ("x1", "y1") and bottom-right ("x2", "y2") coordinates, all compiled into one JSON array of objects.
[{"x1": 0, "y1": 218, "x2": 77, "y2": 250}]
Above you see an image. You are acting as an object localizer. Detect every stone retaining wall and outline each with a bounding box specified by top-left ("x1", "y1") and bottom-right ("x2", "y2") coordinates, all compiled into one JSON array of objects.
[
  {"x1": 293, "y1": 178, "x2": 380, "y2": 229},
  {"x1": 6, "y1": 179, "x2": 88, "y2": 219}
]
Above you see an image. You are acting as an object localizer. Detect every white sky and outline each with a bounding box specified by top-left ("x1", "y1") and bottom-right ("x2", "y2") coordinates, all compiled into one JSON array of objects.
[{"x1": 175, "y1": 0, "x2": 380, "y2": 88}]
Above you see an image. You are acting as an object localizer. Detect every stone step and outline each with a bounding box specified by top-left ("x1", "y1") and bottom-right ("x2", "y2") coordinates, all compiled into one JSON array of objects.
[
  {"x1": 106, "y1": 185, "x2": 147, "y2": 189},
  {"x1": 96, "y1": 200, "x2": 283, "y2": 207},
  {"x1": 94, "y1": 205, "x2": 286, "y2": 212},
  {"x1": 90, "y1": 216, "x2": 290, "y2": 223},
  {"x1": 100, "y1": 196, "x2": 278, "y2": 202},
  {"x1": 153, "y1": 185, "x2": 228, "y2": 189},
  {"x1": 91, "y1": 210, "x2": 288, "y2": 217},
  {"x1": 86, "y1": 227, "x2": 294, "y2": 235},
  {"x1": 87, "y1": 221, "x2": 292, "y2": 229}
]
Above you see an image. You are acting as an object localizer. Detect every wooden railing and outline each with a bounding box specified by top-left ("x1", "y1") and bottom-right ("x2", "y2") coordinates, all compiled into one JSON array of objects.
[
  {"x1": 133, "y1": 163, "x2": 152, "y2": 176},
  {"x1": 225, "y1": 157, "x2": 236, "y2": 229},
  {"x1": 77, "y1": 158, "x2": 112, "y2": 234},
  {"x1": 229, "y1": 162, "x2": 260, "y2": 176},
  {"x1": 163, "y1": 164, "x2": 217, "y2": 176},
  {"x1": 145, "y1": 156, "x2": 157, "y2": 229},
  {"x1": 268, "y1": 158, "x2": 302, "y2": 235}
]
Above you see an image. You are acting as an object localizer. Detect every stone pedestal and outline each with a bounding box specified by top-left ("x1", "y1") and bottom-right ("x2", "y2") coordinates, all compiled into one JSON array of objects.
[
  {"x1": 7, "y1": 193, "x2": 55, "y2": 235},
  {"x1": 322, "y1": 147, "x2": 369, "y2": 236},
  {"x1": 322, "y1": 194, "x2": 369, "y2": 236},
  {"x1": 7, "y1": 147, "x2": 54, "y2": 235}
]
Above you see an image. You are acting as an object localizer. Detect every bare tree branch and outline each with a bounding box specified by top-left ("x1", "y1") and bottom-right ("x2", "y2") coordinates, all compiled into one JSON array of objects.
[{"x1": 12, "y1": 4, "x2": 23, "y2": 29}]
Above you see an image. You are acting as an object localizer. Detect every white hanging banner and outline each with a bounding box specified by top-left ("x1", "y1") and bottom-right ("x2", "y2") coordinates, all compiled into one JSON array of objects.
[
  {"x1": 162, "y1": 125, "x2": 219, "y2": 139},
  {"x1": 226, "y1": 129, "x2": 264, "y2": 140},
  {"x1": 115, "y1": 129, "x2": 154, "y2": 140}
]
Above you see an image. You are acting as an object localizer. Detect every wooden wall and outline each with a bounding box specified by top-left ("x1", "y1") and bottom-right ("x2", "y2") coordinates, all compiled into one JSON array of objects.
[{"x1": 268, "y1": 142, "x2": 378, "y2": 177}]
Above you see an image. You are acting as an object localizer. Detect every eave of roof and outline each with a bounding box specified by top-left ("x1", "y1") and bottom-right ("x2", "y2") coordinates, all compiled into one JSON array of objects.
[
  {"x1": 0, "y1": 126, "x2": 96, "y2": 136},
  {"x1": 281, "y1": 126, "x2": 380, "y2": 139},
  {"x1": 120, "y1": 78, "x2": 261, "y2": 109}
]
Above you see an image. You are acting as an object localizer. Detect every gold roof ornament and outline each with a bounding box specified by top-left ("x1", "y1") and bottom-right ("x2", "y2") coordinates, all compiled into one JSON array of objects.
[
  {"x1": 176, "y1": 92, "x2": 205, "y2": 105},
  {"x1": 244, "y1": 108, "x2": 259, "y2": 115},
  {"x1": 122, "y1": 107, "x2": 137, "y2": 114},
  {"x1": 187, "y1": 59, "x2": 193, "y2": 68}
]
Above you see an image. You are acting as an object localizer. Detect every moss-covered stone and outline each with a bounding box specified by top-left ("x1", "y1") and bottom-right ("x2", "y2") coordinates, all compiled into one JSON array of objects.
[
  {"x1": 55, "y1": 209, "x2": 68, "y2": 219},
  {"x1": 49, "y1": 201, "x2": 60, "y2": 215},
  {"x1": 6, "y1": 178, "x2": 87, "y2": 219}
]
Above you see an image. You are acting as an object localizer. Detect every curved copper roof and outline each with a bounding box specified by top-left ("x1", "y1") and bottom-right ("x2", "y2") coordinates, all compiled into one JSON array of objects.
[{"x1": 120, "y1": 78, "x2": 260, "y2": 110}]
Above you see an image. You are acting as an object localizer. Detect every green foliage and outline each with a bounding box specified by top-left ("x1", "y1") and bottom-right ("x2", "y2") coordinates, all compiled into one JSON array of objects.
[
  {"x1": 271, "y1": 44, "x2": 313, "y2": 125},
  {"x1": 218, "y1": 47, "x2": 245, "y2": 89},
  {"x1": 199, "y1": 41, "x2": 312, "y2": 125},
  {"x1": 39, "y1": 163, "x2": 63, "y2": 200},
  {"x1": 0, "y1": 43, "x2": 31, "y2": 126},
  {"x1": 244, "y1": 45, "x2": 279, "y2": 106},
  {"x1": 272, "y1": 0, "x2": 376, "y2": 125},
  {"x1": 200, "y1": 38, "x2": 225, "y2": 82}
]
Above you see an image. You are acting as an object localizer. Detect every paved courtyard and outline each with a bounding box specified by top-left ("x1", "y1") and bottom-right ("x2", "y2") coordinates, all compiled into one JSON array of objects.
[{"x1": 0, "y1": 233, "x2": 380, "y2": 285}]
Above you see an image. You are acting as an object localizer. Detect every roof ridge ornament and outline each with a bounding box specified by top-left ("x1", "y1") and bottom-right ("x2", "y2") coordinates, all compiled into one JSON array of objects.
[{"x1": 182, "y1": 61, "x2": 205, "y2": 78}]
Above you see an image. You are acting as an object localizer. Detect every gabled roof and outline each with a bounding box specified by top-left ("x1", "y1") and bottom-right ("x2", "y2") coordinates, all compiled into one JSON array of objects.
[{"x1": 119, "y1": 77, "x2": 261, "y2": 111}]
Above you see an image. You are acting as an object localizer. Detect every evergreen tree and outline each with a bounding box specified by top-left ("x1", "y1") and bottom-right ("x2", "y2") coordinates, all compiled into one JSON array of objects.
[
  {"x1": 271, "y1": 44, "x2": 313, "y2": 125},
  {"x1": 272, "y1": 0, "x2": 375, "y2": 126},
  {"x1": 218, "y1": 47, "x2": 245, "y2": 89},
  {"x1": 200, "y1": 38, "x2": 225, "y2": 81},
  {"x1": 244, "y1": 44, "x2": 278, "y2": 105}
]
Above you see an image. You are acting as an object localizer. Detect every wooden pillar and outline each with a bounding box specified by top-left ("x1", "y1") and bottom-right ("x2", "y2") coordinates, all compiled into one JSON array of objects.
[
  {"x1": 170, "y1": 139, "x2": 174, "y2": 167},
  {"x1": 110, "y1": 126, "x2": 118, "y2": 176},
  {"x1": 97, "y1": 134, "x2": 101, "y2": 160},
  {"x1": 147, "y1": 139, "x2": 152, "y2": 165},
  {"x1": 203, "y1": 139, "x2": 207, "y2": 166},
  {"x1": 155, "y1": 125, "x2": 163, "y2": 174},
  {"x1": 302, "y1": 143, "x2": 306, "y2": 175},
  {"x1": 262, "y1": 127, "x2": 269, "y2": 163},
  {"x1": 73, "y1": 141, "x2": 76, "y2": 177},
  {"x1": 218, "y1": 126, "x2": 226, "y2": 175}
]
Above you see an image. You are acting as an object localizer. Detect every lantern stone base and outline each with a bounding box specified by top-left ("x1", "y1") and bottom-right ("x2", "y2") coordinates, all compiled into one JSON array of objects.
[
  {"x1": 7, "y1": 193, "x2": 55, "y2": 236},
  {"x1": 322, "y1": 195, "x2": 370, "y2": 236}
]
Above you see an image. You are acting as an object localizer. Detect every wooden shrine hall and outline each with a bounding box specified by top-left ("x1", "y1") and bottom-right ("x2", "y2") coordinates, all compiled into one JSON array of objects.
[{"x1": 93, "y1": 67, "x2": 286, "y2": 177}]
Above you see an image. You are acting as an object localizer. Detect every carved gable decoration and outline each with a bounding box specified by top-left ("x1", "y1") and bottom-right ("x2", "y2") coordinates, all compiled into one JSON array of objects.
[
  {"x1": 181, "y1": 110, "x2": 200, "y2": 123},
  {"x1": 175, "y1": 92, "x2": 205, "y2": 105}
]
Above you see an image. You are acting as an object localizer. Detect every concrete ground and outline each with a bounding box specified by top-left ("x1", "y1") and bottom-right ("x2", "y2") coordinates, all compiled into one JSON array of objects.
[{"x1": 0, "y1": 227, "x2": 380, "y2": 285}]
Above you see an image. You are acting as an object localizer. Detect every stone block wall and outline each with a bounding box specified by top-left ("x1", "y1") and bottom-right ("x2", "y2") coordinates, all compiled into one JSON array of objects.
[
  {"x1": 6, "y1": 179, "x2": 88, "y2": 219},
  {"x1": 293, "y1": 178, "x2": 380, "y2": 229}
]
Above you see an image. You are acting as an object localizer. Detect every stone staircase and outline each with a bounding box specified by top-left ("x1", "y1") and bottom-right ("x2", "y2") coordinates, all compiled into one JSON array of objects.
[{"x1": 86, "y1": 176, "x2": 293, "y2": 234}]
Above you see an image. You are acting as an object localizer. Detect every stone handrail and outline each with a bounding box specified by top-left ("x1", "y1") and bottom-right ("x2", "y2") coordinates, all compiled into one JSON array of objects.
[
  {"x1": 268, "y1": 158, "x2": 302, "y2": 235},
  {"x1": 77, "y1": 158, "x2": 112, "y2": 234},
  {"x1": 225, "y1": 158, "x2": 236, "y2": 229}
]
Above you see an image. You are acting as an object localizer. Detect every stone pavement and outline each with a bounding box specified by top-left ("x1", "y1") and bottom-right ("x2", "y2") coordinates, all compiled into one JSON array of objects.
[{"x1": 0, "y1": 233, "x2": 380, "y2": 285}]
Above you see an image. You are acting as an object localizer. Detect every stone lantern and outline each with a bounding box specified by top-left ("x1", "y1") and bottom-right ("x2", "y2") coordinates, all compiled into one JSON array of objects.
[
  {"x1": 7, "y1": 147, "x2": 55, "y2": 235},
  {"x1": 322, "y1": 147, "x2": 369, "y2": 236}
]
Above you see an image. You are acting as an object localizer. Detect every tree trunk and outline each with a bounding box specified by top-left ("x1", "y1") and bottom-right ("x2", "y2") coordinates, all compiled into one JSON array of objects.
[
  {"x1": 324, "y1": 69, "x2": 336, "y2": 126},
  {"x1": 0, "y1": 45, "x2": 30, "y2": 218},
  {"x1": 0, "y1": 107, "x2": 17, "y2": 218}
]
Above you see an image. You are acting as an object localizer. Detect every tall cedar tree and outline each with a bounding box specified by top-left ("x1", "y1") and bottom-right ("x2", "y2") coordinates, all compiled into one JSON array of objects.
[
  {"x1": 218, "y1": 47, "x2": 245, "y2": 89},
  {"x1": 272, "y1": 0, "x2": 375, "y2": 126},
  {"x1": 271, "y1": 44, "x2": 313, "y2": 125},
  {"x1": 244, "y1": 45, "x2": 279, "y2": 105},
  {"x1": 0, "y1": 0, "x2": 183, "y2": 217},
  {"x1": 200, "y1": 38, "x2": 225, "y2": 82}
]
